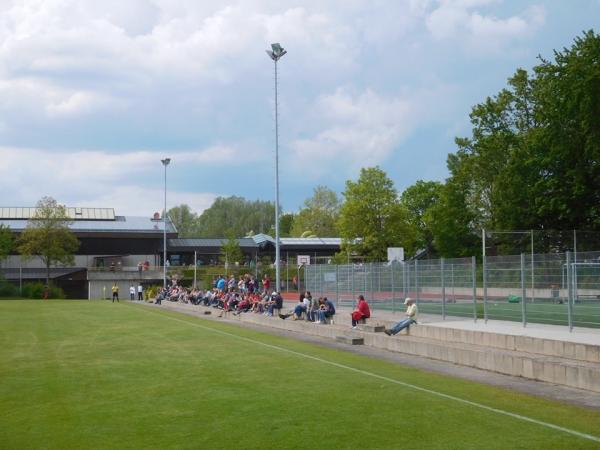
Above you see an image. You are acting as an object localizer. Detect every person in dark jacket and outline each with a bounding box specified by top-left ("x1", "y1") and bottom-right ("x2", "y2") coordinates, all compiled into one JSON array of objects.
[{"x1": 317, "y1": 297, "x2": 335, "y2": 324}]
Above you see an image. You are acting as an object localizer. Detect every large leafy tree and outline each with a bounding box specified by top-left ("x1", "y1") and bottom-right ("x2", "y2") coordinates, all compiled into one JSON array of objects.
[
  {"x1": 168, "y1": 204, "x2": 198, "y2": 238},
  {"x1": 400, "y1": 180, "x2": 442, "y2": 253},
  {"x1": 196, "y1": 196, "x2": 275, "y2": 238},
  {"x1": 531, "y1": 31, "x2": 600, "y2": 233},
  {"x1": 337, "y1": 167, "x2": 415, "y2": 261},
  {"x1": 291, "y1": 185, "x2": 340, "y2": 237},
  {"x1": 17, "y1": 197, "x2": 80, "y2": 286},
  {"x1": 0, "y1": 224, "x2": 12, "y2": 268},
  {"x1": 438, "y1": 31, "x2": 600, "y2": 253}
]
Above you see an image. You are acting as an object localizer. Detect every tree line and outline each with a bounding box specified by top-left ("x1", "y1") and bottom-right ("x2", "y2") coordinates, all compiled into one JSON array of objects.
[{"x1": 171, "y1": 31, "x2": 600, "y2": 261}]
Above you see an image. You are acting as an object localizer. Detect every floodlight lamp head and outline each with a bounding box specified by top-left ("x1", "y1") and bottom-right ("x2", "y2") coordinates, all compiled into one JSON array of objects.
[
  {"x1": 161, "y1": 158, "x2": 171, "y2": 166},
  {"x1": 267, "y1": 43, "x2": 286, "y2": 61}
]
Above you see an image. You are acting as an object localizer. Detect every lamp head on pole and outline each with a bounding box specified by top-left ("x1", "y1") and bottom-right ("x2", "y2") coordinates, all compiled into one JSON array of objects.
[
  {"x1": 161, "y1": 158, "x2": 171, "y2": 167},
  {"x1": 266, "y1": 43, "x2": 287, "y2": 61}
]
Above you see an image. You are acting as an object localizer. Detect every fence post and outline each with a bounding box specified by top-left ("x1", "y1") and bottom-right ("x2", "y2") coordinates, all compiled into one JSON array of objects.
[
  {"x1": 472, "y1": 256, "x2": 477, "y2": 322},
  {"x1": 483, "y1": 254, "x2": 488, "y2": 323},
  {"x1": 451, "y1": 263, "x2": 454, "y2": 303},
  {"x1": 566, "y1": 251, "x2": 573, "y2": 332},
  {"x1": 441, "y1": 258, "x2": 446, "y2": 320},
  {"x1": 521, "y1": 253, "x2": 527, "y2": 327},
  {"x1": 370, "y1": 262, "x2": 375, "y2": 307},
  {"x1": 363, "y1": 263, "x2": 367, "y2": 298},
  {"x1": 321, "y1": 263, "x2": 325, "y2": 298},
  {"x1": 402, "y1": 263, "x2": 407, "y2": 299},
  {"x1": 351, "y1": 263, "x2": 355, "y2": 303},
  {"x1": 391, "y1": 262, "x2": 395, "y2": 314},
  {"x1": 335, "y1": 264, "x2": 339, "y2": 308},
  {"x1": 415, "y1": 260, "x2": 419, "y2": 304}
]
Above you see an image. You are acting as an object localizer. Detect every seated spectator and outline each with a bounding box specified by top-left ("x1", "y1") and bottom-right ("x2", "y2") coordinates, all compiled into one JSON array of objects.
[
  {"x1": 317, "y1": 297, "x2": 336, "y2": 324},
  {"x1": 233, "y1": 295, "x2": 252, "y2": 315},
  {"x1": 384, "y1": 298, "x2": 417, "y2": 336},
  {"x1": 279, "y1": 296, "x2": 306, "y2": 320},
  {"x1": 306, "y1": 291, "x2": 319, "y2": 322},
  {"x1": 265, "y1": 291, "x2": 283, "y2": 316},
  {"x1": 351, "y1": 295, "x2": 371, "y2": 328}
]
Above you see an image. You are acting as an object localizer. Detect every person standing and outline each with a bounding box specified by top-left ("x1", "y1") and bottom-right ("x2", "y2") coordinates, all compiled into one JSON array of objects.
[
  {"x1": 384, "y1": 298, "x2": 417, "y2": 335},
  {"x1": 262, "y1": 274, "x2": 270, "y2": 294},
  {"x1": 351, "y1": 295, "x2": 371, "y2": 328},
  {"x1": 112, "y1": 283, "x2": 119, "y2": 302},
  {"x1": 129, "y1": 284, "x2": 135, "y2": 301},
  {"x1": 137, "y1": 283, "x2": 143, "y2": 301}
]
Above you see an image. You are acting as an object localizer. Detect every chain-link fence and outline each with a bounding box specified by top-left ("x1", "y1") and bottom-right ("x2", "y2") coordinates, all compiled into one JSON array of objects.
[{"x1": 305, "y1": 251, "x2": 600, "y2": 330}]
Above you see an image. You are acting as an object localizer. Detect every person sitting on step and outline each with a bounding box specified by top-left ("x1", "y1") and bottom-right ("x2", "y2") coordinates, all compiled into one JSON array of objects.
[{"x1": 384, "y1": 298, "x2": 418, "y2": 336}]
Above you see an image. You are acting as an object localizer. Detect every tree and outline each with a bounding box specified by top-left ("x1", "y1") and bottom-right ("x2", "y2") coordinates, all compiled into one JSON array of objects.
[
  {"x1": 195, "y1": 196, "x2": 275, "y2": 238},
  {"x1": 337, "y1": 167, "x2": 415, "y2": 261},
  {"x1": 291, "y1": 186, "x2": 340, "y2": 237},
  {"x1": 432, "y1": 31, "x2": 600, "y2": 253},
  {"x1": 220, "y1": 234, "x2": 244, "y2": 267},
  {"x1": 279, "y1": 213, "x2": 295, "y2": 237},
  {"x1": 0, "y1": 224, "x2": 12, "y2": 268},
  {"x1": 17, "y1": 197, "x2": 80, "y2": 286},
  {"x1": 400, "y1": 180, "x2": 442, "y2": 253},
  {"x1": 168, "y1": 204, "x2": 198, "y2": 238}
]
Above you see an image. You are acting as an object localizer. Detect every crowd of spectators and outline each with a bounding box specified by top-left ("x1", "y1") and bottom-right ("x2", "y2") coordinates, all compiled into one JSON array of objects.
[
  {"x1": 152, "y1": 274, "x2": 416, "y2": 335},
  {"x1": 154, "y1": 273, "x2": 284, "y2": 317},
  {"x1": 278, "y1": 291, "x2": 336, "y2": 324}
]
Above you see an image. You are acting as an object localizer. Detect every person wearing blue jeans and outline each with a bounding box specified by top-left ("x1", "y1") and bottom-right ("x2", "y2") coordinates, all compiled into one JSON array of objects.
[
  {"x1": 384, "y1": 298, "x2": 417, "y2": 335},
  {"x1": 317, "y1": 297, "x2": 336, "y2": 324},
  {"x1": 267, "y1": 292, "x2": 283, "y2": 316}
]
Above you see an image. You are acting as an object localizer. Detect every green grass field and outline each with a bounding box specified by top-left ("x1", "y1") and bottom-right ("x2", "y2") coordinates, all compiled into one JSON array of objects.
[{"x1": 1, "y1": 300, "x2": 600, "y2": 449}]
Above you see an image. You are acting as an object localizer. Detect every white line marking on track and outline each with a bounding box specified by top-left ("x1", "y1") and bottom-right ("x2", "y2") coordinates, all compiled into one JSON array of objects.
[{"x1": 131, "y1": 304, "x2": 600, "y2": 444}]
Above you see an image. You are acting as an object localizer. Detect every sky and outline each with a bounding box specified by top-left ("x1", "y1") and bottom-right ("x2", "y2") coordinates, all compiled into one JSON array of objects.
[{"x1": 0, "y1": 0, "x2": 598, "y2": 217}]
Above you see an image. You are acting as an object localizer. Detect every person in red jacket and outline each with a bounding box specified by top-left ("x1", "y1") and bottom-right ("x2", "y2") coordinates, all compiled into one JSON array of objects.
[{"x1": 351, "y1": 295, "x2": 371, "y2": 328}]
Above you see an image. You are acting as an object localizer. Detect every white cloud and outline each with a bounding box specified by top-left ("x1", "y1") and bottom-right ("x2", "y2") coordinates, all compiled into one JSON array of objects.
[
  {"x1": 86, "y1": 185, "x2": 217, "y2": 217},
  {"x1": 289, "y1": 88, "x2": 415, "y2": 175},
  {"x1": 423, "y1": 1, "x2": 545, "y2": 52},
  {"x1": 0, "y1": 146, "x2": 242, "y2": 214}
]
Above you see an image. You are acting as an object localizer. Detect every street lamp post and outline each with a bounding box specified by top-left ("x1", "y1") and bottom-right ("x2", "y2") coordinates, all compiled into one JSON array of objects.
[
  {"x1": 161, "y1": 158, "x2": 171, "y2": 289},
  {"x1": 266, "y1": 42, "x2": 287, "y2": 293}
]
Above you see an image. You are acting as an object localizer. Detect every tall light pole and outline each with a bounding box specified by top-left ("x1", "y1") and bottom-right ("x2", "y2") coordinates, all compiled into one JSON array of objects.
[
  {"x1": 266, "y1": 42, "x2": 287, "y2": 293},
  {"x1": 161, "y1": 158, "x2": 171, "y2": 289}
]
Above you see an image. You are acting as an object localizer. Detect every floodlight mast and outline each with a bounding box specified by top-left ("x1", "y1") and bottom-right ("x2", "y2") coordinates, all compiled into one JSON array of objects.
[
  {"x1": 266, "y1": 43, "x2": 286, "y2": 293},
  {"x1": 161, "y1": 158, "x2": 171, "y2": 290}
]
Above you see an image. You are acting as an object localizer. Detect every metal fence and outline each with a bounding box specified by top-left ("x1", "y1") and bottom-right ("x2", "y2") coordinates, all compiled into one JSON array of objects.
[{"x1": 305, "y1": 251, "x2": 600, "y2": 330}]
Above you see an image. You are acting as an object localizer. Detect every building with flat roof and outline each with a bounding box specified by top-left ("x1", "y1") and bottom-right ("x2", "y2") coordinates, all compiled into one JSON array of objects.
[{"x1": 0, "y1": 206, "x2": 342, "y2": 298}]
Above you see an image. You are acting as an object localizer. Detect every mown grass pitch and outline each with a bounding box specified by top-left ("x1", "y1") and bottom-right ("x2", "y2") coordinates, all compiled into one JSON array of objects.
[{"x1": 1, "y1": 301, "x2": 599, "y2": 449}]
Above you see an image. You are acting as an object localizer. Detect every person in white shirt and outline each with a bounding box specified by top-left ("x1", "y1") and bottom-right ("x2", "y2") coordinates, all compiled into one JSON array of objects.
[
  {"x1": 129, "y1": 285, "x2": 136, "y2": 301},
  {"x1": 384, "y1": 298, "x2": 418, "y2": 335},
  {"x1": 137, "y1": 283, "x2": 143, "y2": 301}
]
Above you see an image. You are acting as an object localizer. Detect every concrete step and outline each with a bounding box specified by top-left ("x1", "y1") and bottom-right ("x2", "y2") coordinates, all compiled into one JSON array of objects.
[
  {"x1": 360, "y1": 333, "x2": 600, "y2": 393},
  {"x1": 407, "y1": 323, "x2": 600, "y2": 363},
  {"x1": 336, "y1": 336, "x2": 364, "y2": 345}
]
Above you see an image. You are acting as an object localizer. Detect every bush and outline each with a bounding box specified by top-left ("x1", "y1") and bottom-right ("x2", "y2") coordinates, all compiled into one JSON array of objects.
[
  {"x1": 0, "y1": 279, "x2": 19, "y2": 297},
  {"x1": 21, "y1": 282, "x2": 66, "y2": 299}
]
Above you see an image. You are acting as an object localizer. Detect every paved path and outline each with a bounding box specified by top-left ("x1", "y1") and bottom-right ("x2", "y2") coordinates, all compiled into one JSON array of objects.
[
  {"x1": 323, "y1": 302, "x2": 600, "y2": 345},
  {"x1": 138, "y1": 300, "x2": 600, "y2": 409}
]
